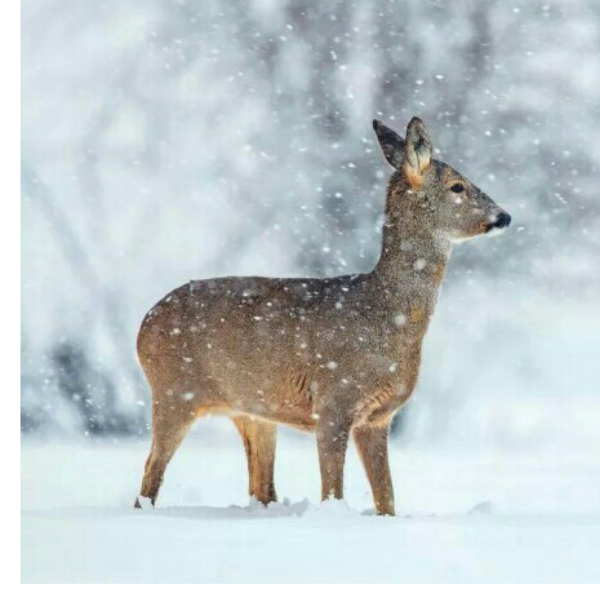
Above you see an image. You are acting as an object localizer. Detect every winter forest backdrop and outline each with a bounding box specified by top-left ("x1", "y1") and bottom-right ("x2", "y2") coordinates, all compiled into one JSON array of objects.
[{"x1": 22, "y1": 0, "x2": 600, "y2": 452}]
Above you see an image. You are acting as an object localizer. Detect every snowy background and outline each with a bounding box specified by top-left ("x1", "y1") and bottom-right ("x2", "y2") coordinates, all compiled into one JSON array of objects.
[{"x1": 21, "y1": 0, "x2": 600, "y2": 583}]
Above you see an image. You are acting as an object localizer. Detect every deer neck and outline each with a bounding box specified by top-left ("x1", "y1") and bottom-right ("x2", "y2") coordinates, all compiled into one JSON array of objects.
[{"x1": 372, "y1": 208, "x2": 451, "y2": 328}]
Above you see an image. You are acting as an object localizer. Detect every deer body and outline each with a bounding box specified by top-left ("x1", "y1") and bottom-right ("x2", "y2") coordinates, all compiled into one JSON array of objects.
[{"x1": 135, "y1": 117, "x2": 510, "y2": 515}]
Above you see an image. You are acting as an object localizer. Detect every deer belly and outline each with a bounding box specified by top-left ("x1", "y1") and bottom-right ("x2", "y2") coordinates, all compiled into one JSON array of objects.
[{"x1": 220, "y1": 368, "x2": 317, "y2": 431}]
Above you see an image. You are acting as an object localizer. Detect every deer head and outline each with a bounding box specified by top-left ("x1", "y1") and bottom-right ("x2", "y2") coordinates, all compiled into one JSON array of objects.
[{"x1": 373, "y1": 117, "x2": 511, "y2": 242}]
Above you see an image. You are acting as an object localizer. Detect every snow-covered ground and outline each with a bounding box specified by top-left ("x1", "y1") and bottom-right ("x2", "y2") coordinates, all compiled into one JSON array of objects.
[{"x1": 21, "y1": 420, "x2": 600, "y2": 583}]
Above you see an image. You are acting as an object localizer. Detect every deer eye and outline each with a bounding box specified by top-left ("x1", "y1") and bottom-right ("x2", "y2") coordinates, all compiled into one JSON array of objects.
[{"x1": 450, "y1": 183, "x2": 465, "y2": 193}]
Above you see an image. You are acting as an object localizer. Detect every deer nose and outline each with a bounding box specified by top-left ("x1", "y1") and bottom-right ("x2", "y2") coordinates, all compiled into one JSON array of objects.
[{"x1": 491, "y1": 211, "x2": 511, "y2": 230}]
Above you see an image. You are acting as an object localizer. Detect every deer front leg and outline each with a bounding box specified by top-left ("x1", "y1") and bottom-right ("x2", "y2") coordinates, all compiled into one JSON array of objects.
[
  {"x1": 353, "y1": 420, "x2": 395, "y2": 516},
  {"x1": 316, "y1": 413, "x2": 351, "y2": 502}
]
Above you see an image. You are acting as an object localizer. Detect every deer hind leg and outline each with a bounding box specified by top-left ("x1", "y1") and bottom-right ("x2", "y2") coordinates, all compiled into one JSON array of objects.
[
  {"x1": 353, "y1": 421, "x2": 395, "y2": 516},
  {"x1": 135, "y1": 398, "x2": 197, "y2": 508},
  {"x1": 233, "y1": 416, "x2": 277, "y2": 505}
]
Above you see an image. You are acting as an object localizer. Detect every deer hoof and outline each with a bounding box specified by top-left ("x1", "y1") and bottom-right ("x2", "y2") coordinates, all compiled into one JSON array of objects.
[{"x1": 134, "y1": 496, "x2": 153, "y2": 510}]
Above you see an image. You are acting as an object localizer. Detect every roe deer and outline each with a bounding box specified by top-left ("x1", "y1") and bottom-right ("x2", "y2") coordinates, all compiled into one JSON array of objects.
[{"x1": 134, "y1": 117, "x2": 511, "y2": 515}]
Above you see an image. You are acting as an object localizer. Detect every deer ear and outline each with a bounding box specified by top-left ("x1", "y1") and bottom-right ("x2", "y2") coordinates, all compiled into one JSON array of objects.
[
  {"x1": 373, "y1": 119, "x2": 405, "y2": 169},
  {"x1": 403, "y1": 117, "x2": 432, "y2": 188}
]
